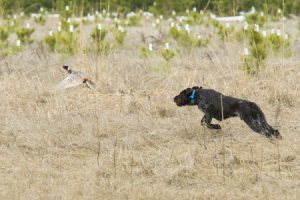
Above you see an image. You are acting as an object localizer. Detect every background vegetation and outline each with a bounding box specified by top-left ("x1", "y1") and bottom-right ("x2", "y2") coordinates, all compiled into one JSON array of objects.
[
  {"x1": 1, "y1": 0, "x2": 300, "y2": 16},
  {"x1": 0, "y1": 0, "x2": 300, "y2": 199}
]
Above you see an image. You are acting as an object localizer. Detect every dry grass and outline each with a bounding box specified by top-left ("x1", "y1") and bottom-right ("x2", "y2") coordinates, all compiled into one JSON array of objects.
[{"x1": 0, "y1": 17, "x2": 300, "y2": 200}]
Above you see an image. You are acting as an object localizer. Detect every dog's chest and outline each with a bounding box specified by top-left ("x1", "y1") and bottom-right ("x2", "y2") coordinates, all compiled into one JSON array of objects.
[{"x1": 197, "y1": 97, "x2": 209, "y2": 113}]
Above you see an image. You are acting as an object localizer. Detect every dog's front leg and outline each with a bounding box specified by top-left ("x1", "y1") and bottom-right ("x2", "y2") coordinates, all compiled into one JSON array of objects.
[
  {"x1": 204, "y1": 105, "x2": 221, "y2": 130},
  {"x1": 201, "y1": 115, "x2": 206, "y2": 125}
]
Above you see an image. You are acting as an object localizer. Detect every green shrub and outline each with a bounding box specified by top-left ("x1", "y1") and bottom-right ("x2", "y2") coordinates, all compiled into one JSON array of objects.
[
  {"x1": 170, "y1": 27, "x2": 181, "y2": 39},
  {"x1": 267, "y1": 33, "x2": 291, "y2": 56},
  {"x1": 44, "y1": 34, "x2": 57, "y2": 52},
  {"x1": 114, "y1": 28, "x2": 127, "y2": 45},
  {"x1": 16, "y1": 28, "x2": 35, "y2": 44},
  {"x1": 44, "y1": 31, "x2": 78, "y2": 54},
  {"x1": 170, "y1": 26, "x2": 209, "y2": 51},
  {"x1": 34, "y1": 15, "x2": 46, "y2": 25},
  {"x1": 0, "y1": 43, "x2": 23, "y2": 58},
  {"x1": 60, "y1": 19, "x2": 79, "y2": 32},
  {"x1": 211, "y1": 20, "x2": 234, "y2": 41},
  {"x1": 241, "y1": 27, "x2": 268, "y2": 74},
  {"x1": 91, "y1": 26, "x2": 107, "y2": 42},
  {"x1": 90, "y1": 25, "x2": 111, "y2": 54},
  {"x1": 245, "y1": 13, "x2": 266, "y2": 27},
  {"x1": 195, "y1": 36, "x2": 209, "y2": 47},
  {"x1": 0, "y1": 26, "x2": 9, "y2": 42},
  {"x1": 186, "y1": 12, "x2": 203, "y2": 25},
  {"x1": 161, "y1": 48, "x2": 175, "y2": 62},
  {"x1": 127, "y1": 13, "x2": 141, "y2": 26},
  {"x1": 139, "y1": 45, "x2": 152, "y2": 58}
]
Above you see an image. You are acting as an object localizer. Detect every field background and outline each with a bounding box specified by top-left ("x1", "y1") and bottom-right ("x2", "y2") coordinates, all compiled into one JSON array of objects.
[{"x1": 0, "y1": 5, "x2": 300, "y2": 200}]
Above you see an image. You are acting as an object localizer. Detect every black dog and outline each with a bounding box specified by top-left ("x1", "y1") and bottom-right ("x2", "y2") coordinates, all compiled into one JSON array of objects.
[{"x1": 174, "y1": 86, "x2": 282, "y2": 139}]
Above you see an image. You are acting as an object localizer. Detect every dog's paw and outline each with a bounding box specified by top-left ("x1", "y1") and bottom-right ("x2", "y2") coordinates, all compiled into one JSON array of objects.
[{"x1": 207, "y1": 124, "x2": 222, "y2": 129}]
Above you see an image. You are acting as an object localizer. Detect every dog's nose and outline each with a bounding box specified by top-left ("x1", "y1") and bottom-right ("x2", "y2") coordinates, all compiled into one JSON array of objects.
[{"x1": 174, "y1": 96, "x2": 178, "y2": 103}]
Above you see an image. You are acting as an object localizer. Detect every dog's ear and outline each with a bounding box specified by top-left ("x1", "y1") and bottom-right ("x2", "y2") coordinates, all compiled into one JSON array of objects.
[
  {"x1": 192, "y1": 86, "x2": 202, "y2": 90},
  {"x1": 185, "y1": 87, "x2": 192, "y2": 93}
]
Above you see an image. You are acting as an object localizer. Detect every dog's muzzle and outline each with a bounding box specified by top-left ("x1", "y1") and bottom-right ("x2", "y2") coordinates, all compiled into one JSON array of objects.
[{"x1": 174, "y1": 95, "x2": 183, "y2": 106}]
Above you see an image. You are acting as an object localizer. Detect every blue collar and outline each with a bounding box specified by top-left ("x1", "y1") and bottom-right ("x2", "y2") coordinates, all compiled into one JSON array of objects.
[{"x1": 189, "y1": 89, "x2": 196, "y2": 104}]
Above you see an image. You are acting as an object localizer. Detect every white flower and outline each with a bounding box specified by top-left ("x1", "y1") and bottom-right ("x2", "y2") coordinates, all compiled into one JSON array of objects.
[
  {"x1": 102, "y1": 9, "x2": 106, "y2": 14},
  {"x1": 49, "y1": 30, "x2": 53, "y2": 36},
  {"x1": 118, "y1": 25, "x2": 125, "y2": 32},
  {"x1": 193, "y1": 7, "x2": 197, "y2": 12},
  {"x1": 16, "y1": 40, "x2": 21, "y2": 47},
  {"x1": 165, "y1": 42, "x2": 169, "y2": 49},
  {"x1": 197, "y1": 35, "x2": 201, "y2": 40},
  {"x1": 69, "y1": 25, "x2": 74, "y2": 33},
  {"x1": 172, "y1": 10, "x2": 176, "y2": 15},
  {"x1": 159, "y1": 15, "x2": 163, "y2": 20},
  {"x1": 276, "y1": 29, "x2": 281, "y2": 36},
  {"x1": 10, "y1": 21, "x2": 15, "y2": 26},
  {"x1": 271, "y1": 28, "x2": 275, "y2": 34},
  {"x1": 184, "y1": 24, "x2": 190, "y2": 34},
  {"x1": 112, "y1": 12, "x2": 118, "y2": 17},
  {"x1": 13, "y1": 15, "x2": 17, "y2": 19},
  {"x1": 243, "y1": 48, "x2": 249, "y2": 56},
  {"x1": 148, "y1": 43, "x2": 153, "y2": 51},
  {"x1": 284, "y1": 34, "x2": 288, "y2": 40},
  {"x1": 260, "y1": 12, "x2": 264, "y2": 16},
  {"x1": 254, "y1": 24, "x2": 259, "y2": 32},
  {"x1": 243, "y1": 22, "x2": 248, "y2": 30},
  {"x1": 262, "y1": 30, "x2": 267, "y2": 37},
  {"x1": 170, "y1": 22, "x2": 175, "y2": 27},
  {"x1": 278, "y1": 9, "x2": 282, "y2": 14},
  {"x1": 65, "y1": 5, "x2": 69, "y2": 11},
  {"x1": 26, "y1": 23, "x2": 30, "y2": 29},
  {"x1": 225, "y1": 23, "x2": 230, "y2": 28},
  {"x1": 186, "y1": 9, "x2": 190, "y2": 13},
  {"x1": 40, "y1": 7, "x2": 44, "y2": 12},
  {"x1": 57, "y1": 25, "x2": 61, "y2": 32},
  {"x1": 126, "y1": 12, "x2": 136, "y2": 18},
  {"x1": 97, "y1": 23, "x2": 103, "y2": 30}
]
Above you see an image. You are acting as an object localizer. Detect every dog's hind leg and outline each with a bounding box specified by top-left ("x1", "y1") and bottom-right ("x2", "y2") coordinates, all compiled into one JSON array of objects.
[{"x1": 239, "y1": 102, "x2": 281, "y2": 139}]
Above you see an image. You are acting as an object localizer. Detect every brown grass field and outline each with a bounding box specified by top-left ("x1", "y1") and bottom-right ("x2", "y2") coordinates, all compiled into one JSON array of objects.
[{"x1": 0, "y1": 16, "x2": 300, "y2": 199}]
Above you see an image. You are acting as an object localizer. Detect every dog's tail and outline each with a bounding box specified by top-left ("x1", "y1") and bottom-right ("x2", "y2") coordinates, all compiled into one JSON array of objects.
[{"x1": 239, "y1": 101, "x2": 282, "y2": 139}]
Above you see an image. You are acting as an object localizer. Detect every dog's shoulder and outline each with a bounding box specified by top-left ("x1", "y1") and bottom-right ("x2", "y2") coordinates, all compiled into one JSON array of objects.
[{"x1": 199, "y1": 88, "x2": 223, "y2": 101}]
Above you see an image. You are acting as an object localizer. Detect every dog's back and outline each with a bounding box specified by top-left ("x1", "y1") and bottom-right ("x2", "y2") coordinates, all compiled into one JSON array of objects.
[{"x1": 198, "y1": 89, "x2": 241, "y2": 120}]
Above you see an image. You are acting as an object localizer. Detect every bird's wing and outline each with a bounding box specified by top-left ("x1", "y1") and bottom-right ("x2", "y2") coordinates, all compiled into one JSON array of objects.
[
  {"x1": 85, "y1": 79, "x2": 96, "y2": 90},
  {"x1": 55, "y1": 74, "x2": 84, "y2": 91}
]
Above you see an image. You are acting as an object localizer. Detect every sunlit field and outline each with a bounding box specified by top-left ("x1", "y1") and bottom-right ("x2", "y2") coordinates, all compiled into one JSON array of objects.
[{"x1": 0, "y1": 6, "x2": 300, "y2": 200}]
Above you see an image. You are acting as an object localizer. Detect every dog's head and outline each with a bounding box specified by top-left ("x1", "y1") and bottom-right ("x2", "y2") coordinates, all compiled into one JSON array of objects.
[{"x1": 174, "y1": 86, "x2": 202, "y2": 106}]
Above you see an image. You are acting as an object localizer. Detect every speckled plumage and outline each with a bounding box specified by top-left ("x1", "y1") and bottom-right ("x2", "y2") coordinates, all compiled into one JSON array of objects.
[{"x1": 55, "y1": 65, "x2": 95, "y2": 91}]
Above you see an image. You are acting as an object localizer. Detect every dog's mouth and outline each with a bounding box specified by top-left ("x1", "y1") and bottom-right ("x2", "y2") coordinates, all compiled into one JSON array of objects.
[{"x1": 175, "y1": 102, "x2": 184, "y2": 106}]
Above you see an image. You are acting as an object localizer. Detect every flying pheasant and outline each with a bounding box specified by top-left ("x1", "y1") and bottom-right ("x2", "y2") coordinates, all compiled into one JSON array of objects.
[{"x1": 55, "y1": 65, "x2": 96, "y2": 91}]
